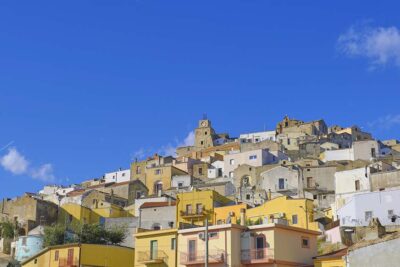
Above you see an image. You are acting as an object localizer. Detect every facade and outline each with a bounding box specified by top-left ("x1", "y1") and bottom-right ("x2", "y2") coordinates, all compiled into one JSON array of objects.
[
  {"x1": 313, "y1": 248, "x2": 347, "y2": 267},
  {"x1": 337, "y1": 189, "x2": 400, "y2": 227},
  {"x1": 176, "y1": 190, "x2": 234, "y2": 228},
  {"x1": 207, "y1": 160, "x2": 224, "y2": 179},
  {"x1": 134, "y1": 229, "x2": 177, "y2": 267},
  {"x1": 14, "y1": 235, "x2": 43, "y2": 262},
  {"x1": 171, "y1": 175, "x2": 193, "y2": 189},
  {"x1": 104, "y1": 217, "x2": 139, "y2": 248},
  {"x1": 321, "y1": 140, "x2": 380, "y2": 162},
  {"x1": 104, "y1": 168, "x2": 131, "y2": 184},
  {"x1": 224, "y1": 149, "x2": 284, "y2": 179},
  {"x1": 258, "y1": 165, "x2": 301, "y2": 198},
  {"x1": 177, "y1": 222, "x2": 319, "y2": 267},
  {"x1": 21, "y1": 243, "x2": 135, "y2": 267},
  {"x1": 329, "y1": 125, "x2": 372, "y2": 141},
  {"x1": 246, "y1": 196, "x2": 319, "y2": 231},
  {"x1": 139, "y1": 201, "x2": 177, "y2": 230},
  {"x1": 239, "y1": 130, "x2": 276, "y2": 143}
]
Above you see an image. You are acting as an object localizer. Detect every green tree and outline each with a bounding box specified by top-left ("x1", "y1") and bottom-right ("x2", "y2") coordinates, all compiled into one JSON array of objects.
[
  {"x1": 106, "y1": 225, "x2": 127, "y2": 245},
  {"x1": 77, "y1": 223, "x2": 127, "y2": 245},
  {"x1": 43, "y1": 224, "x2": 66, "y2": 247},
  {"x1": 0, "y1": 221, "x2": 15, "y2": 239}
]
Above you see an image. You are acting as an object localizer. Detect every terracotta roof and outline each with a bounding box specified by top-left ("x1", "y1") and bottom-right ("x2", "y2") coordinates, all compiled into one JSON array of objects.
[
  {"x1": 140, "y1": 201, "x2": 176, "y2": 209},
  {"x1": 313, "y1": 248, "x2": 348, "y2": 259}
]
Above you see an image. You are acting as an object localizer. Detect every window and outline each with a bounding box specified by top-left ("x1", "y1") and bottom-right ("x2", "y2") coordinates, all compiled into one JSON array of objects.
[
  {"x1": 365, "y1": 211, "x2": 373, "y2": 222},
  {"x1": 205, "y1": 131, "x2": 208, "y2": 135},
  {"x1": 171, "y1": 238, "x2": 176, "y2": 250},
  {"x1": 200, "y1": 141, "x2": 204, "y2": 145},
  {"x1": 313, "y1": 195, "x2": 317, "y2": 200},
  {"x1": 246, "y1": 194, "x2": 251, "y2": 200},
  {"x1": 371, "y1": 148, "x2": 376, "y2": 158},
  {"x1": 278, "y1": 178, "x2": 285, "y2": 190},
  {"x1": 178, "y1": 182, "x2": 183, "y2": 188},
  {"x1": 209, "y1": 232, "x2": 218, "y2": 239},
  {"x1": 136, "y1": 191, "x2": 142, "y2": 199},
  {"x1": 67, "y1": 249, "x2": 74, "y2": 265},
  {"x1": 388, "y1": 210, "x2": 394, "y2": 218},
  {"x1": 136, "y1": 166, "x2": 141, "y2": 174},
  {"x1": 188, "y1": 240, "x2": 196, "y2": 261},
  {"x1": 292, "y1": 215, "x2": 298, "y2": 224},
  {"x1": 152, "y1": 223, "x2": 161, "y2": 230},
  {"x1": 155, "y1": 169, "x2": 162, "y2": 175},
  {"x1": 229, "y1": 172, "x2": 234, "y2": 178},
  {"x1": 198, "y1": 167, "x2": 203, "y2": 175},
  {"x1": 287, "y1": 139, "x2": 291, "y2": 145},
  {"x1": 34, "y1": 259, "x2": 37, "y2": 264},
  {"x1": 307, "y1": 177, "x2": 314, "y2": 188},
  {"x1": 249, "y1": 155, "x2": 257, "y2": 160},
  {"x1": 54, "y1": 251, "x2": 59, "y2": 261},
  {"x1": 355, "y1": 180, "x2": 360, "y2": 191},
  {"x1": 122, "y1": 173, "x2": 125, "y2": 177},
  {"x1": 186, "y1": 204, "x2": 192, "y2": 215},
  {"x1": 196, "y1": 203, "x2": 203, "y2": 214},
  {"x1": 230, "y1": 159, "x2": 235, "y2": 165},
  {"x1": 301, "y1": 237, "x2": 310, "y2": 248},
  {"x1": 150, "y1": 240, "x2": 158, "y2": 260}
]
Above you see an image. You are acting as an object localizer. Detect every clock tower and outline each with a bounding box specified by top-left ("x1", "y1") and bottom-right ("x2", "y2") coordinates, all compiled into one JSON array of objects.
[{"x1": 195, "y1": 119, "x2": 216, "y2": 149}]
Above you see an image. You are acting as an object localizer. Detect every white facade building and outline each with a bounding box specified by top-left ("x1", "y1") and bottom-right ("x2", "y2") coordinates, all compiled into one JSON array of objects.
[
  {"x1": 322, "y1": 140, "x2": 380, "y2": 162},
  {"x1": 207, "y1": 160, "x2": 224, "y2": 179},
  {"x1": 171, "y1": 175, "x2": 192, "y2": 189},
  {"x1": 224, "y1": 149, "x2": 286, "y2": 178},
  {"x1": 104, "y1": 168, "x2": 131, "y2": 184},
  {"x1": 337, "y1": 189, "x2": 400, "y2": 227},
  {"x1": 239, "y1": 130, "x2": 276, "y2": 143}
]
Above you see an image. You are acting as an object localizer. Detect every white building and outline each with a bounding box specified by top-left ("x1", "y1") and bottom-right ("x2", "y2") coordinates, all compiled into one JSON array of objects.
[
  {"x1": 207, "y1": 160, "x2": 224, "y2": 179},
  {"x1": 104, "y1": 168, "x2": 131, "y2": 184},
  {"x1": 224, "y1": 149, "x2": 287, "y2": 178},
  {"x1": 239, "y1": 130, "x2": 276, "y2": 143},
  {"x1": 337, "y1": 189, "x2": 400, "y2": 227},
  {"x1": 322, "y1": 140, "x2": 380, "y2": 162},
  {"x1": 171, "y1": 175, "x2": 192, "y2": 189}
]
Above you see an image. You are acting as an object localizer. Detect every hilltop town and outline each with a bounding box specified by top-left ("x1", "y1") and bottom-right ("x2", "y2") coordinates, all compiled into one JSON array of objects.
[{"x1": 1, "y1": 116, "x2": 400, "y2": 267}]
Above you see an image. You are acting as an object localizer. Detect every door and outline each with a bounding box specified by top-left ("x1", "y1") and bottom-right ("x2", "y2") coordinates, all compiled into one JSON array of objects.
[
  {"x1": 67, "y1": 249, "x2": 74, "y2": 266},
  {"x1": 255, "y1": 236, "x2": 265, "y2": 259},
  {"x1": 278, "y1": 178, "x2": 285, "y2": 189},
  {"x1": 150, "y1": 240, "x2": 158, "y2": 260},
  {"x1": 188, "y1": 240, "x2": 196, "y2": 261}
]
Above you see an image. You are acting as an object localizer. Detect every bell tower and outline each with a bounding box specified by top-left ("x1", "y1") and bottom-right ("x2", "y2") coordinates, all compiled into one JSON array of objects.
[{"x1": 195, "y1": 116, "x2": 216, "y2": 149}]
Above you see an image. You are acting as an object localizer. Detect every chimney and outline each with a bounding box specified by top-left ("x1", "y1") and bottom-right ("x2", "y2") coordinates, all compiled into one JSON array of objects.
[
  {"x1": 240, "y1": 208, "x2": 246, "y2": 226},
  {"x1": 267, "y1": 189, "x2": 272, "y2": 201}
]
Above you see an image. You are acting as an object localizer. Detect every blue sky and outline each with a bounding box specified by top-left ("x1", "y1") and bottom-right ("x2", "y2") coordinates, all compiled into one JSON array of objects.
[{"x1": 0, "y1": 1, "x2": 399, "y2": 198}]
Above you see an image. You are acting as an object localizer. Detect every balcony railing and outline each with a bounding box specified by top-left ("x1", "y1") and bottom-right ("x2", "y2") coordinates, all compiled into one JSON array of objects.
[
  {"x1": 58, "y1": 258, "x2": 79, "y2": 267},
  {"x1": 180, "y1": 250, "x2": 225, "y2": 265},
  {"x1": 137, "y1": 250, "x2": 168, "y2": 264},
  {"x1": 180, "y1": 209, "x2": 209, "y2": 218},
  {"x1": 241, "y1": 248, "x2": 274, "y2": 264}
]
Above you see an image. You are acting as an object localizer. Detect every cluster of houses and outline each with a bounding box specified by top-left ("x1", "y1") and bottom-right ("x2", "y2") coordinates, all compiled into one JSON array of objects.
[{"x1": 1, "y1": 116, "x2": 400, "y2": 266}]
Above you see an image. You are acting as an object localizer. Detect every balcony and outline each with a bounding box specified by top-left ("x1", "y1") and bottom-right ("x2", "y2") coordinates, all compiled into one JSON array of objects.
[
  {"x1": 137, "y1": 250, "x2": 168, "y2": 265},
  {"x1": 180, "y1": 250, "x2": 225, "y2": 265},
  {"x1": 180, "y1": 209, "x2": 209, "y2": 219},
  {"x1": 241, "y1": 248, "x2": 274, "y2": 264},
  {"x1": 58, "y1": 258, "x2": 79, "y2": 267}
]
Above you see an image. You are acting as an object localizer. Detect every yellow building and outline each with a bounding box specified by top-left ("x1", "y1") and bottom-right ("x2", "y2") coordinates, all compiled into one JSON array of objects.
[
  {"x1": 313, "y1": 248, "x2": 347, "y2": 267},
  {"x1": 58, "y1": 203, "x2": 101, "y2": 226},
  {"x1": 21, "y1": 243, "x2": 134, "y2": 267},
  {"x1": 246, "y1": 196, "x2": 319, "y2": 231},
  {"x1": 176, "y1": 189, "x2": 234, "y2": 228},
  {"x1": 214, "y1": 203, "x2": 247, "y2": 224},
  {"x1": 92, "y1": 200, "x2": 131, "y2": 218},
  {"x1": 177, "y1": 222, "x2": 319, "y2": 267},
  {"x1": 134, "y1": 228, "x2": 178, "y2": 267}
]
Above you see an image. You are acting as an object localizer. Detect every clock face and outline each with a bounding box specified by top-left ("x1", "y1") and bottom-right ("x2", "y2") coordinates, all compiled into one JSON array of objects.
[{"x1": 201, "y1": 121, "x2": 207, "y2": 127}]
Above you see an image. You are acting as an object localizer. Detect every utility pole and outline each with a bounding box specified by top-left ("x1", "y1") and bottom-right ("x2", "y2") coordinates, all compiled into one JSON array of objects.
[{"x1": 205, "y1": 218, "x2": 209, "y2": 267}]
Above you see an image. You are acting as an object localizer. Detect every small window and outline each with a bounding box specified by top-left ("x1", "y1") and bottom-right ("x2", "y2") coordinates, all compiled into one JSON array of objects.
[
  {"x1": 136, "y1": 166, "x2": 141, "y2": 174},
  {"x1": 155, "y1": 169, "x2": 162, "y2": 175},
  {"x1": 388, "y1": 210, "x2": 394, "y2": 218},
  {"x1": 365, "y1": 211, "x2": 373, "y2": 222},
  {"x1": 355, "y1": 180, "x2": 360, "y2": 191},
  {"x1": 200, "y1": 141, "x2": 204, "y2": 145},
  {"x1": 230, "y1": 159, "x2": 235, "y2": 165},
  {"x1": 136, "y1": 191, "x2": 142, "y2": 199},
  {"x1": 301, "y1": 237, "x2": 310, "y2": 248},
  {"x1": 313, "y1": 195, "x2": 317, "y2": 200},
  {"x1": 22, "y1": 237, "x2": 27, "y2": 246},
  {"x1": 34, "y1": 259, "x2": 38, "y2": 264},
  {"x1": 205, "y1": 131, "x2": 208, "y2": 135},
  {"x1": 246, "y1": 194, "x2": 251, "y2": 200},
  {"x1": 178, "y1": 182, "x2": 183, "y2": 188},
  {"x1": 249, "y1": 155, "x2": 257, "y2": 160},
  {"x1": 209, "y1": 232, "x2": 218, "y2": 239},
  {"x1": 287, "y1": 139, "x2": 291, "y2": 145},
  {"x1": 171, "y1": 238, "x2": 176, "y2": 250},
  {"x1": 292, "y1": 215, "x2": 298, "y2": 224},
  {"x1": 122, "y1": 173, "x2": 125, "y2": 177},
  {"x1": 198, "y1": 167, "x2": 203, "y2": 175},
  {"x1": 229, "y1": 172, "x2": 234, "y2": 178},
  {"x1": 54, "y1": 250, "x2": 59, "y2": 261},
  {"x1": 196, "y1": 203, "x2": 203, "y2": 214}
]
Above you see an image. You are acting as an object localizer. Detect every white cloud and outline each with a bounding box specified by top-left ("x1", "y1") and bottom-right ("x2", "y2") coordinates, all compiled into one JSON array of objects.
[
  {"x1": 338, "y1": 24, "x2": 400, "y2": 68},
  {"x1": 0, "y1": 148, "x2": 29, "y2": 175},
  {"x1": 0, "y1": 147, "x2": 55, "y2": 182},
  {"x1": 31, "y1": 164, "x2": 55, "y2": 182},
  {"x1": 159, "y1": 131, "x2": 195, "y2": 156},
  {"x1": 367, "y1": 114, "x2": 400, "y2": 130}
]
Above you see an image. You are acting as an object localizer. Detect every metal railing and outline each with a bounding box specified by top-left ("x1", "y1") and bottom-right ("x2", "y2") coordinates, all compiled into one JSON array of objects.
[
  {"x1": 180, "y1": 250, "x2": 225, "y2": 265},
  {"x1": 241, "y1": 248, "x2": 274, "y2": 263},
  {"x1": 58, "y1": 257, "x2": 79, "y2": 267},
  {"x1": 137, "y1": 250, "x2": 168, "y2": 263}
]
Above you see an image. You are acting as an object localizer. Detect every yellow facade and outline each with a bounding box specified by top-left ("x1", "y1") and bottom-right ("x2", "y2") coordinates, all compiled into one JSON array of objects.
[
  {"x1": 92, "y1": 201, "x2": 131, "y2": 218},
  {"x1": 214, "y1": 203, "x2": 247, "y2": 224},
  {"x1": 59, "y1": 203, "x2": 101, "y2": 225},
  {"x1": 314, "y1": 258, "x2": 346, "y2": 267},
  {"x1": 145, "y1": 165, "x2": 188, "y2": 195},
  {"x1": 176, "y1": 189, "x2": 233, "y2": 227},
  {"x1": 246, "y1": 196, "x2": 319, "y2": 231},
  {"x1": 21, "y1": 243, "x2": 134, "y2": 267},
  {"x1": 134, "y1": 229, "x2": 178, "y2": 267}
]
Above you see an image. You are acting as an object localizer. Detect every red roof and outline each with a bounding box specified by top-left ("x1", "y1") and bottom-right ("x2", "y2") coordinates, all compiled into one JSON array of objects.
[{"x1": 140, "y1": 201, "x2": 176, "y2": 209}]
